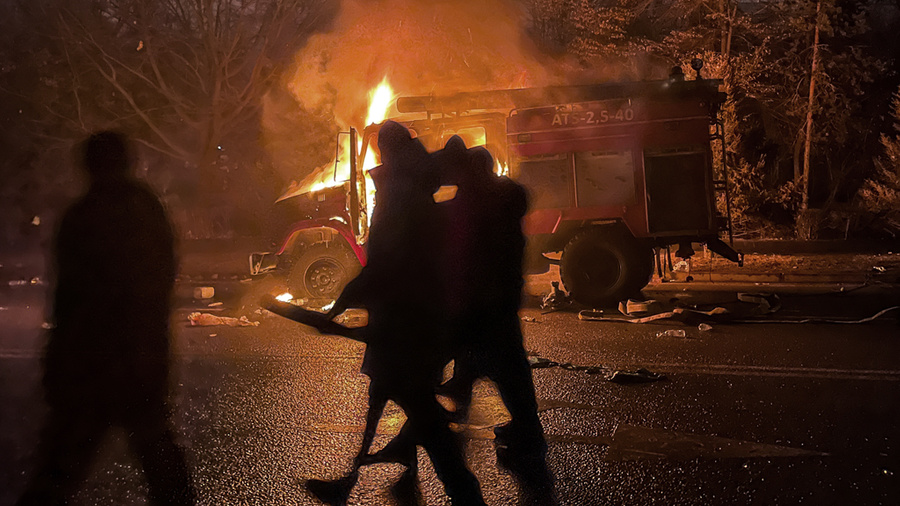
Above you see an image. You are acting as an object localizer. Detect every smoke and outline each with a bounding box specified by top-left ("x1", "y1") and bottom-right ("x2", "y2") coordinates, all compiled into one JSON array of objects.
[
  {"x1": 260, "y1": 0, "x2": 568, "y2": 186},
  {"x1": 261, "y1": 0, "x2": 652, "y2": 187},
  {"x1": 288, "y1": 0, "x2": 555, "y2": 123}
]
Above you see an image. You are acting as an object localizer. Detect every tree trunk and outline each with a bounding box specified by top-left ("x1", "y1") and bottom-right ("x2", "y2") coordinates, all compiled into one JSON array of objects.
[{"x1": 801, "y1": 0, "x2": 821, "y2": 211}]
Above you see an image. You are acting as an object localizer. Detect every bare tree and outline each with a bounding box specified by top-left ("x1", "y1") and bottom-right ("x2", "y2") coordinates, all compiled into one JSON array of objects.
[{"x1": 32, "y1": 0, "x2": 334, "y2": 170}]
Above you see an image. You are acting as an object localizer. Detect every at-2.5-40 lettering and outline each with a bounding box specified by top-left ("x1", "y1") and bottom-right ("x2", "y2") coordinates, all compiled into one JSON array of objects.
[{"x1": 551, "y1": 107, "x2": 635, "y2": 126}]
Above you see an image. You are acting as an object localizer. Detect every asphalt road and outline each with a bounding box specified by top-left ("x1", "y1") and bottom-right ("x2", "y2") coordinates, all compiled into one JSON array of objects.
[{"x1": 1, "y1": 281, "x2": 899, "y2": 505}]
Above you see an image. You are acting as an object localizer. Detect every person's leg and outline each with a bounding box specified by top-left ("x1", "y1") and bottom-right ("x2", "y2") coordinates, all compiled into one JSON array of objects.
[
  {"x1": 488, "y1": 331, "x2": 557, "y2": 505},
  {"x1": 439, "y1": 356, "x2": 478, "y2": 422},
  {"x1": 17, "y1": 409, "x2": 106, "y2": 506},
  {"x1": 354, "y1": 390, "x2": 388, "y2": 467},
  {"x1": 127, "y1": 404, "x2": 196, "y2": 506},
  {"x1": 304, "y1": 387, "x2": 387, "y2": 506},
  {"x1": 396, "y1": 390, "x2": 486, "y2": 506}
]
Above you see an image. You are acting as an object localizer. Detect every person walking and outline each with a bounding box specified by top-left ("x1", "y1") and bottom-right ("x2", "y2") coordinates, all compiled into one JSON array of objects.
[
  {"x1": 17, "y1": 131, "x2": 196, "y2": 506},
  {"x1": 304, "y1": 121, "x2": 485, "y2": 506},
  {"x1": 436, "y1": 140, "x2": 556, "y2": 504}
]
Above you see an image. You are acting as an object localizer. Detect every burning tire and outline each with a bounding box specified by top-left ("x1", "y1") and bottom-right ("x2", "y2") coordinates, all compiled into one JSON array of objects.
[
  {"x1": 287, "y1": 242, "x2": 361, "y2": 301},
  {"x1": 560, "y1": 227, "x2": 653, "y2": 308}
]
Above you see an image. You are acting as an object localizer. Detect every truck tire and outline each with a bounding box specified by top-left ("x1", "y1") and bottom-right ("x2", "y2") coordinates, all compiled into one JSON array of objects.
[
  {"x1": 287, "y1": 242, "x2": 361, "y2": 301},
  {"x1": 559, "y1": 227, "x2": 653, "y2": 308}
]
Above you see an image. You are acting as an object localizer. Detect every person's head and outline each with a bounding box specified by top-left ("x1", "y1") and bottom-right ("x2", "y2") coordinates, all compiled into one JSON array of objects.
[
  {"x1": 467, "y1": 146, "x2": 496, "y2": 180},
  {"x1": 434, "y1": 135, "x2": 469, "y2": 186},
  {"x1": 81, "y1": 130, "x2": 132, "y2": 181},
  {"x1": 375, "y1": 120, "x2": 435, "y2": 192}
]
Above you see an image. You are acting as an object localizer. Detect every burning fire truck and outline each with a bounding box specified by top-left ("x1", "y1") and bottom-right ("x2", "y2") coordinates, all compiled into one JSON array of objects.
[{"x1": 251, "y1": 64, "x2": 742, "y2": 307}]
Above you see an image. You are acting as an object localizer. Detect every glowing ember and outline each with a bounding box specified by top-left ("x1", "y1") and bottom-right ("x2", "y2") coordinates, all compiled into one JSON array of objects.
[{"x1": 275, "y1": 292, "x2": 293, "y2": 302}]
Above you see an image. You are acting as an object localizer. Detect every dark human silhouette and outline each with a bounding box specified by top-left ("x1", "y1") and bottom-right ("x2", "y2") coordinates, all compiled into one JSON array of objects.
[
  {"x1": 17, "y1": 131, "x2": 196, "y2": 506},
  {"x1": 303, "y1": 121, "x2": 486, "y2": 506},
  {"x1": 435, "y1": 138, "x2": 556, "y2": 504}
]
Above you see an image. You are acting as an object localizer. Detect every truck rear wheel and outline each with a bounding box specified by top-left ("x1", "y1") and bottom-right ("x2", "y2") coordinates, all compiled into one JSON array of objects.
[
  {"x1": 287, "y1": 242, "x2": 361, "y2": 301},
  {"x1": 560, "y1": 227, "x2": 652, "y2": 308}
]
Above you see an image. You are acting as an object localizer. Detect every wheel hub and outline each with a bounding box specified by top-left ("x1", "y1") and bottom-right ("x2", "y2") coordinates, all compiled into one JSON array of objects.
[{"x1": 306, "y1": 260, "x2": 343, "y2": 297}]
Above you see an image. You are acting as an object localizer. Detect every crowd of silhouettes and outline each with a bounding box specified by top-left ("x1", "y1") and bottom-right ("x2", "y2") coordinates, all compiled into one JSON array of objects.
[
  {"x1": 18, "y1": 125, "x2": 555, "y2": 506},
  {"x1": 295, "y1": 121, "x2": 556, "y2": 505}
]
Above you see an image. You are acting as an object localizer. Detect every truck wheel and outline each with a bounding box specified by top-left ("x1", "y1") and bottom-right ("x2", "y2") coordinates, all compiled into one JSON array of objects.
[
  {"x1": 287, "y1": 242, "x2": 361, "y2": 301},
  {"x1": 560, "y1": 227, "x2": 652, "y2": 308}
]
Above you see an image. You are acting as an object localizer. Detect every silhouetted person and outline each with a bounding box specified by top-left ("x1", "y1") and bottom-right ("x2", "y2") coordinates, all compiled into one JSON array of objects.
[
  {"x1": 306, "y1": 121, "x2": 485, "y2": 505},
  {"x1": 17, "y1": 131, "x2": 196, "y2": 506},
  {"x1": 436, "y1": 139, "x2": 556, "y2": 504}
]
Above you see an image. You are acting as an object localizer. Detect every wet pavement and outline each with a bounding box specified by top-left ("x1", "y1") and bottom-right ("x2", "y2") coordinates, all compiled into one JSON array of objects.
[
  {"x1": 1, "y1": 240, "x2": 899, "y2": 505},
  {"x1": 2, "y1": 273, "x2": 899, "y2": 505}
]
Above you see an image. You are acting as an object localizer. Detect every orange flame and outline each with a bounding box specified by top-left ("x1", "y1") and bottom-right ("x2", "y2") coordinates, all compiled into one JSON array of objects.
[{"x1": 279, "y1": 77, "x2": 395, "y2": 225}]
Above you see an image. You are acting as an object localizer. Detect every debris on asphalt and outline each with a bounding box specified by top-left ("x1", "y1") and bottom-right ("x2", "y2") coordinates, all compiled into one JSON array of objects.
[
  {"x1": 737, "y1": 292, "x2": 782, "y2": 314},
  {"x1": 193, "y1": 286, "x2": 215, "y2": 299},
  {"x1": 521, "y1": 316, "x2": 538, "y2": 323},
  {"x1": 735, "y1": 305, "x2": 900, "y2": 324},
  {"x1": 527, "y1": 356, "x2": 667, "y2": 384},
  {"x1": 618, "y1": 299, "x2": 658, "y2": 316},
  {"x1": 656, "y1": 329, "x2": 687, "y2": 338},
  {"x1": 207, "y1": 302, "x2": 223, "y2": 307},
  {"x1": 527, "y1": 356, "x2": 558, "y2": 368},
  {"x1": 541, "y1": 281, "x2": 572, "y2": 312},
  {"x1": 188, "y1": 312, "x2": 259, "y2": 327},
  {"x1": 578, "y1": 306, "x2": 729, "y2": 325},
  {"x1": 579, "y1": 309, "x2": 603, "y2": 320},
  {"x1": 607, "y1": 368, "x2": 667, "y2": 384},
  {"x1": 872, "y1": 266, "x2": 886, "y2": 273},
  {"x1": 698, "y1": 323, "x2": 713, "y2": 332}
]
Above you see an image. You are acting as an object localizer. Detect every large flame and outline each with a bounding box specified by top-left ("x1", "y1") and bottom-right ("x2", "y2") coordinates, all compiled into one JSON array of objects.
[
  {"x1": 278, "y1": 77, "x2": 395, "y2": 222},
  {"x1": 366, "y1": 77, "x2": 394, "y2": 126}
]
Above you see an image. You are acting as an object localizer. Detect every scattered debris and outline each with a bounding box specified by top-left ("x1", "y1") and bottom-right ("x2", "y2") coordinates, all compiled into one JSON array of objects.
[
  {"x1": 656, "y1": 329, "x2": 687, "y2": 338},
  {"x1": 698, "y1": 323, "x2": 713, "y2": 332},
  {"x1": 521, "y1": 316, "x2": 538, "y2": 323},
  {"x1": 541, "y1": 281, "x2": 572, "y2": 312},
  {"x1": 579, "y1": 309, "x2": 603, "y2": 320},
  {"x1": 735, "y1": 306, "x2": 900, "y2": 324},
  {"x1": 872, "y1": 266, "x2": 886, "y2": 273},
  {"x1": 8, "y1": 280, "x2": 27, "y2": 287},
  {"x1": 578, "y1": 306, "x2": 729, "y2": 325},
  {"x1": 527, "y1": 356, "x2": 667, "y2": 384},
  {"x1": 737, "y1": 293, "x2": 782, "y2": 314},
  {"x1": 188, "y1": 312, "x2": 259, "y2": 327},
  {"x1": 207, "y1": 302, "x2": 223, "y2": 307},
  {"x1": 193, "y1": 287, "x2": 215, "y2": 299},
  {"x1": 618, "y1": 299, "x2": 657, "y2": 316},
  {"x1": 607, "y1": 368, "x2": 667, "y2": 384},
  {"x1": 527, "y1": 356, "x2": 558, "y2": 368}
]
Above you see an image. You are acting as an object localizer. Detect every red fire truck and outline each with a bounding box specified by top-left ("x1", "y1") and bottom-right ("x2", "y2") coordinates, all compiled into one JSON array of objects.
[{"x1": 251, "y1": 65, "x2": 742, "y2": 306}]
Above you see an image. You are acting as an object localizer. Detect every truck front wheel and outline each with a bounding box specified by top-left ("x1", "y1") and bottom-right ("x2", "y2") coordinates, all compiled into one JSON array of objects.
[
  {"x1": 287, "y1": 242, "x2": 361, "y2": 301},
  {"x1": 560, "y1": 227, "x2": 652, "y2": 308}
]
